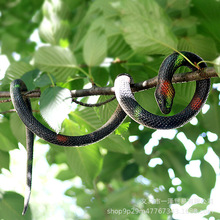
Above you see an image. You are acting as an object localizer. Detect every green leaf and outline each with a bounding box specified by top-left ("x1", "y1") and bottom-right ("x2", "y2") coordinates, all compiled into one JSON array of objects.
[
  {"x1": 205, "y1": 212, "x2": 220, "y2": 220},
  {"x1": 76, "y1": 190, "x2": 93, "y2": 208},
  {"x1": 179, "y1": 123, "x2": 202, "y2": 143},
  {"x1": 182, "y1": 159, "x2": 216, "y2": 200},
  {"x1": 107, "y1": 35, "x2": 133, "y2": 60},
  {"x1": 0, "y1": 191, "x2": 32, "y2": 219},
  {"x1": 211, "y1": 140, "x2": 220, "y2": 158},
  {"x1": 112, "y1": 0, "x2": 177, "y2": 55},
  {"x1": 91, "y1": 67, "x2": 109, "y2": 87},
  {"x1": 199, "y1": 159, "x2": 216, "y2": 198},
  {"x1": 0, "y1": 117, "x2": 18, "y2": 152},
  {"x1": 153, "y1": 139, "x2": 187, "y2": 178},
  {"x1": 21, "y1": 69, "x2": 40, "y2": 90},
  {"x1": 192, "y1": 0, "x2": 220, "y2": 48},
  {"x1": 133, "y1": 147, "x2": 150, "y2": 166},
  {"x1": 33, "y1": 46, "x2": 78, "y2": 82},
  {"x1": 3, "y1": 62, "x2": 34, "y2": 85},
  {"x1": 163, "y1": 0, "x2": 191, "y2": 10},
  {"x1": 45, "y1": 145, "x2": 67, "y2": 165},
  {"x1": 0, "y1": 150, "x2": 10, "y2": 172},
  {"x1": 100, "y1": 133, "x2": 134, "y2": 154},
  {"x1": 34, "y1": 72, "x2": 56, "y2": 87},
  {"x1": 65, "y1": 145, "x2": 103, "y2": 187},
  {"x1": 121, "y1": 162, "x2": 139, "y2": 181},
  {"x1": 40, "y1": 86, "x2": 72, "y2": 133},
  {"x1": 59, "y1": 117, "x2": 103, "y2": 186},
  {"x1": 1, "y1": 33, "x2": 20, "y2": 56},
  {"x1": 135, "y1": 89, "x2": 159, "y2": 114},
  {"x1": 83, "y1": 27, "x2": 107, "y2": 66},
  {"x1": 39, "y1": 17, "x2": 70, "y2": 45},
  {"x1": 68, "y1": 108, "x2": 102, "y2": 133},
  {"x1": 95, "y1": 97, "x2": 118, "y2": 123},
  {"x1": 172, "y1": 15, "x2": 197, "y2": 36},
  {"x1": 178, "y1": 35, "x2": 218, "y2": 61},
  {"x1": 65, "y1": 186, "x2": 85, "y2": 198},
  {"x1": 68, "y1": 108, "x2": 134, "y2": 154},
  {"x1": 172, "y1": 81, "x2": 196, "y2": 113},
  {"x1": 87, "y1": 199, "x2": 107, "y2": 219},
  {"x1": 200, "y1": 90, "x2": 220, "y2": 135},
  {"x1": 99, "y1": 152, "x2": 131, "y2": 182},
  {"x1": 148, "y1": 164, "x2": 171, "y2": 188},
  {"x1": 39, "y1": 0, "x2": 71, "y2": 44},
  {"x1": 213, "y1": 56, "x2": 220, "y2": 77},
  {"x1": 10, "y1": 113, "x2": 26, "y2": 147},
  {"x1": 85, "y1": 0, "x2": 118, "y2": 25},
  {"x1": 105, "y1": 186, "x2": 132, "y2": 210},
  {"x1": 188, "y1": 203, "x2": 208, "y2": 213},
  {"x1": 60, "y1": 78, "x2": 84, "y2": 90},
  {"x1": 0, "y1": 97, "x2": 12, "y2": 113},
  {"x1": 191, "y1": 144, "x2": 209, "y2": 160},
  {"x1": 115, "y1": 122, "x2": 131, "y2": 136},
  {"x1": 55, "y1": 168, "x2": 75, "y2": 181},
  {"x1": 109, "y1": 62, "x2": 127, "y2": 82}
]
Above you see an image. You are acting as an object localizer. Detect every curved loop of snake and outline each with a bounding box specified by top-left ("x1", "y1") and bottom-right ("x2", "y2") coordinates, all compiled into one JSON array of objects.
[
  {"x1": 10, "y1": 51, "x2": 210, "y2": 215},
  {"x1": 114, "y1": 51, "x2": 211, "y2": 129},
  {"x1": 10, "y1": 79, "x2": 127, "y2": 146},
  {"x1": 10, "y1": 80, "x2": 127, "y2": 214}
]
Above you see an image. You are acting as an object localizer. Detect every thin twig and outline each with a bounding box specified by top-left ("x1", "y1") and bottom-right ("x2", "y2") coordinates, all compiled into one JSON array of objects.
[
  {"x1": 72, "y1": 96, "x2": 116, "y2": 107},
  {"x1": 0, "y1": 109, "x2": 16, "y2": 114},
  {"x1": 70, "y1": 67, "x2": 218, "y2": 97},
  {"x1": 0, "y1": 109, "x2": 40, "y2": 115},
  {"x1": 0, "y1": 99, "x2": 11, "y2": 103},
  {"x1": 0, "y1": 67, "x2": 218, "y2": 99}
]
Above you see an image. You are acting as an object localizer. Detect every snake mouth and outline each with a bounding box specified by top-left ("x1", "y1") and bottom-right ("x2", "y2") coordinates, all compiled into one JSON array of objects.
[
  {"x1": 161, "y1": 106, "x2": 172, "y2": 115},
  {"x1": 162, "y1": 96, "x2": 173, "y2": 115},
  {"x1": 156, "y1": 98, "x2": 172, "y2": 115}
]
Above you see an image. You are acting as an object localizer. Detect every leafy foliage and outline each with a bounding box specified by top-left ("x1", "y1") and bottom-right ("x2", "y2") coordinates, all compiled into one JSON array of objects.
[
  {"x1": 0, "y1": 0, "x2": 220, "y2": 219},
  {"x1": 0, "y1": 191, "x2": 32, "y2": 219},
  {"x1": 40, "y1": 86, "x2": 72, "y2": 133}
]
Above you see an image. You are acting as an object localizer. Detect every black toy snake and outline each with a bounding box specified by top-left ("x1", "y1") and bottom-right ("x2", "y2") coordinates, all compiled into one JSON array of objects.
[{"x1": 10, "y1": 51, "x2": 210, "y2": 214}]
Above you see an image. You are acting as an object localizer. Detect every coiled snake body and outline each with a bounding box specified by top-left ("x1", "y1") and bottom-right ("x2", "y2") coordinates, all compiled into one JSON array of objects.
[
  {"x1": 10, "y1": 51, "x2": 210, "y2": 214},
  {"x1": 115, "y1": 51, "x2": 210, "y2": 129}
]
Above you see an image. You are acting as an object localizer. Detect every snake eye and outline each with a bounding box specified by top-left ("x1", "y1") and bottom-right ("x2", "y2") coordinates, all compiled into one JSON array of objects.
[{"x1": 159, "y1": 100, "x2": 162, "y2": 105}]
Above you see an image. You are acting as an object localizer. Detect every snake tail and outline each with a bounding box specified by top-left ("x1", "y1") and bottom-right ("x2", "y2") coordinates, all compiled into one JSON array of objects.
[
  {"x1": 14, "y1": 84, "x2": 35, "y2": 215},
  {"x1": 22, "y1": 127, "x2": 34, "y2": 215}
]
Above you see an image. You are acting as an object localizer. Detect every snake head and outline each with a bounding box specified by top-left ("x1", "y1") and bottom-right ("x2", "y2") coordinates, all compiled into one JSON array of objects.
[{"x1": 155, "y1": 80, "x2": 175, "y2": 114}]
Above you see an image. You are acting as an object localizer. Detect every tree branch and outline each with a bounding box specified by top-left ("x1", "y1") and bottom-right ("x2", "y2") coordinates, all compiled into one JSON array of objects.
[{"x1": 0, "y1": 67, "x2": 218, "y2": 99}]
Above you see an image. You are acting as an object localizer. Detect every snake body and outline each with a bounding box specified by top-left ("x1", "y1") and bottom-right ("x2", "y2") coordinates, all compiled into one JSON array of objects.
[
  {"x1": 10, "y1": 79, "x2": 127, "y2": 146},
  {"x1": 114, "y1": 52, "x2": 210, "y2": 129},
  {"x1": 10, "y1": 80, "x2": 126, "y2": 215},
  {"x1": 19, "y1": 89, "x2": 34, "y2": 215},
  {"x1": 10, "y1": 51, "x2": 210, "y2": 215}
]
